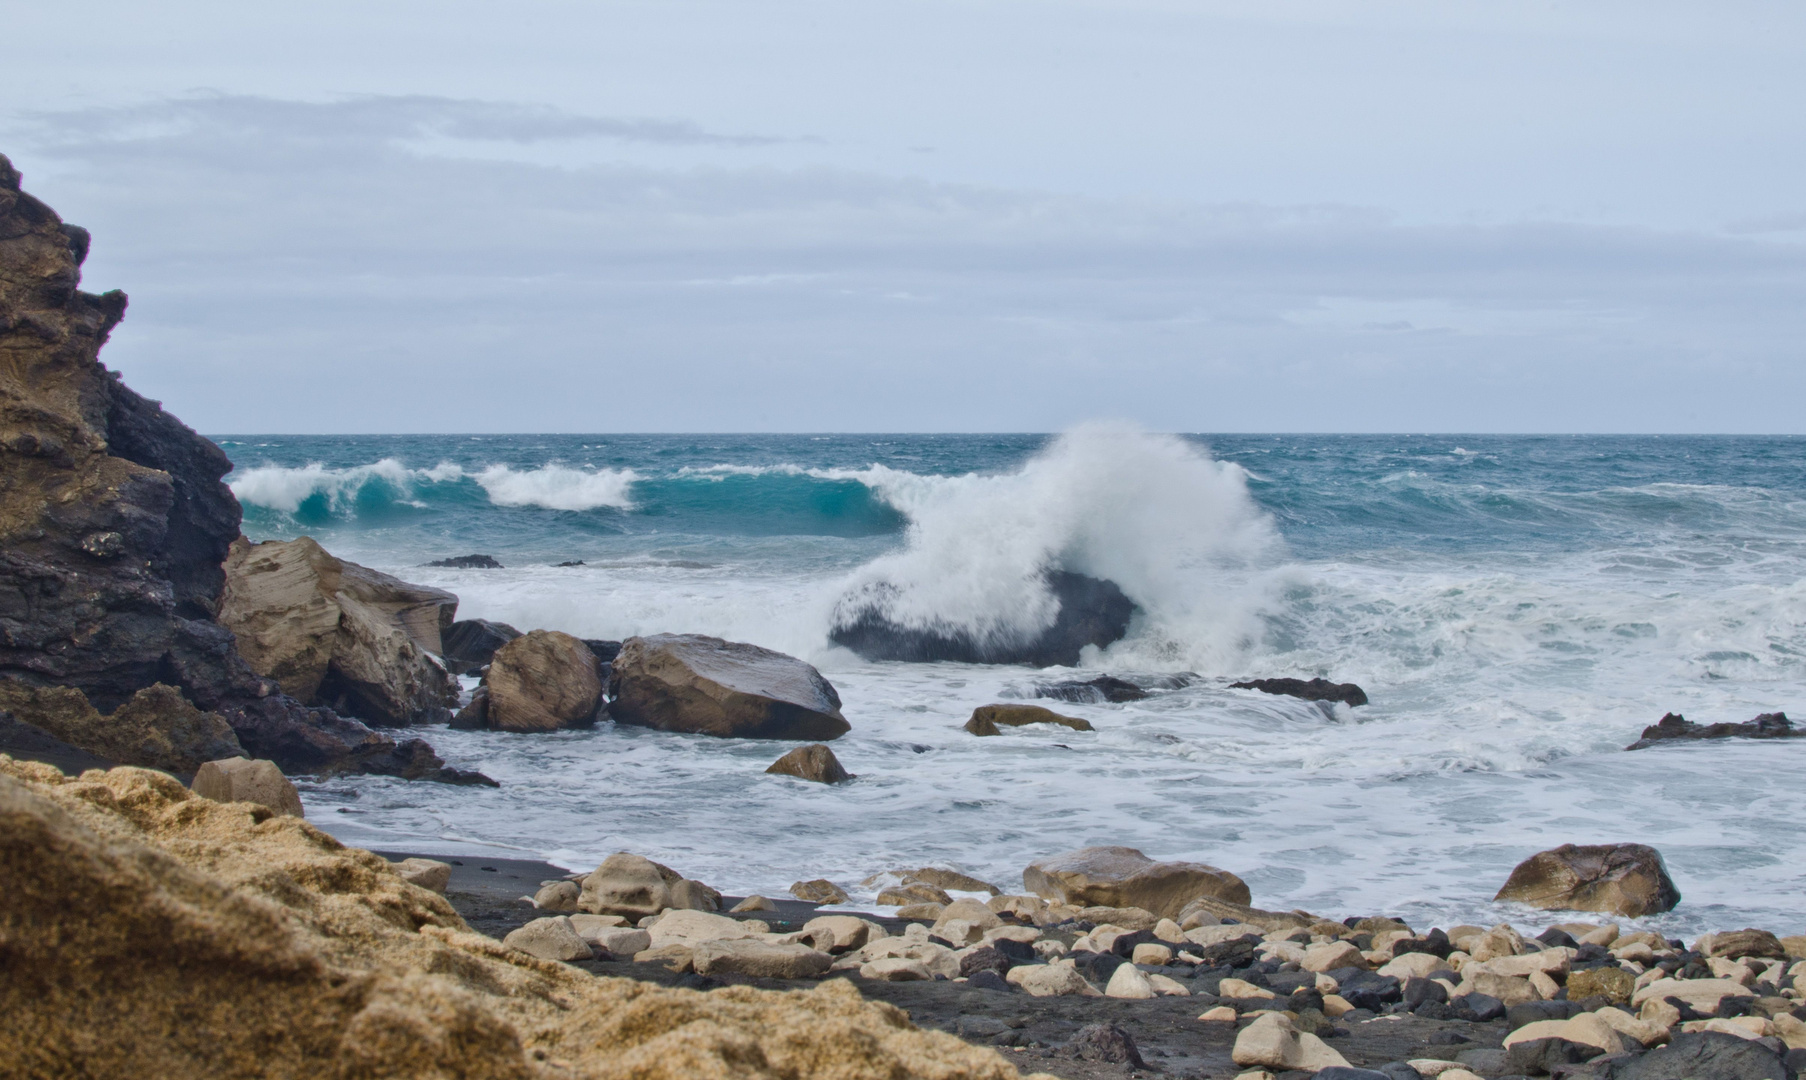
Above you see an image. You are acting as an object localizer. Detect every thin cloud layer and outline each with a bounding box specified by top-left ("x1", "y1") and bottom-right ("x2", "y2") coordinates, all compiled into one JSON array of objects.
[{"x1": 8, "y1": 94, "x2": 1806, "y2": 433}]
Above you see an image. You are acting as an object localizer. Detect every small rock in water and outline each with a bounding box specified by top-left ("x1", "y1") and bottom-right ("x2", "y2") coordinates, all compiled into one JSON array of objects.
[
  {"x1": 729, "y1": 895, "x2": 776, "y2": 913},
  {"x1": 1626, "y1": 710, "x2": 1802, "y2": 750},
  {"x1": 1034, "y1": 675, "x2": 1149, "y2": 703},
  {"x1": 964, "y1": 704, "x2": 1094, "y2": 736},
  {"x1": 764, "y1": 743, "x2": 855, "y2": 784},
  {"x1": 428, "y1": 554, "x2": 503, "y2": 569},
  {"x1": 789, "y1": 879, "x2": 849, "y2": 904},
  {"x1": 1229, "y1": 677, "x2": 1368, "y2": 707},
  {"x1": 1063, "y1": 1023, "x2": 1146, "y2": 1068}
]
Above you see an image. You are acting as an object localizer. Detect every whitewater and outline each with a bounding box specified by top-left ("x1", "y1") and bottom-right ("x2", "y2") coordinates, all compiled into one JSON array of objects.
[{"x1": 219, "y1": 428, "x2": 1806, "y2": 935}]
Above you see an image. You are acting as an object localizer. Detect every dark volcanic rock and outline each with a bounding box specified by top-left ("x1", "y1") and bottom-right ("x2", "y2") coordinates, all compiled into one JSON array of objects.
[
  {"x1": 440, "y1": 618, "x2": 521, "y2": 675},
  {"x1": 1033, "y1": 675, "x2": 1148, "y2": 703},
  {"x1": 1062, "y1": 1022, "x2": 1145, "y2": 1068},
  {"x1": 1230, "y1": 676, "x2": 1369, "y2": 707},
  {"x1": 0, "y1": 154, "x2": 472, "y2": 783},
  {"x1": 1605, "y1": 1031, "x2": 1793, "y2": 1080},
  {"x1": 1626, "y1": 711, "x2": 1802, "y2": 750},
  {"x1": 829, "y1": 570, "x2": 1137, "y2": 667},
  {"x1": 1505, "y1": 1036, "x2": 1601, "y2": 1075},
  {"x1": 428, "y1": 554, "x2": 502, "y2": 569}
]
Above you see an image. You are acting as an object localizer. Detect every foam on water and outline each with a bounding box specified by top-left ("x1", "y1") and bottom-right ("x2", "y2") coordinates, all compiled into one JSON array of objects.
[{"x1": 219, "y1": 431, "x2": 1806, "y2": 932}]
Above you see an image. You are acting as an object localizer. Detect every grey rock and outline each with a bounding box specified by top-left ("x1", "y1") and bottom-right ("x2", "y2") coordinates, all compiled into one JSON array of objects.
[
  {"x1": 1605, "y1": 1032, "x2": 1794, "y2": 1080},
  {"x1": 1061, "y1": 1023, "x2": 1144, "y2": 1068}
]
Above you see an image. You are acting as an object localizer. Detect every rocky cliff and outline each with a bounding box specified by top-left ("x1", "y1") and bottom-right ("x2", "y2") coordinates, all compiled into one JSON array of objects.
[{"x1": 0, "y1": 152, "x2": 473, "y2": 782}]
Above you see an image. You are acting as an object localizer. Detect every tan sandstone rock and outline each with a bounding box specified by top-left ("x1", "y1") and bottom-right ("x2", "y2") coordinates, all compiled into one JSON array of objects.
[
  {"x1": 219, "y1": 536, "x2": 458, "y2": 726},
  {"x1": 1696, "y1": 928, "x2": 1787, "y2": 960},
  {"x1": 190, "y1": 757, "x2": 304, "y2": 817},
  {"x1": 1231, "y1": 1012, "x2": 1350, "y2": 1072},
  {"x1": 861, "y1": 957, "x2": 933, "y2": 981},
  {"x1": 964, "y1": 704, "x2": 1094, "y2": 736},
  {"x1": 578, "y1": 852, "x2": 721, "y2": 918},
  {"x1": 484, "y1": 630, "x2": 602, "y2": 732},
  {"x1": 799, "y1": 915, "x2": 881, "y2": 953},
  {"x1": 392, "y1": 857, "x2": 451, "y2": 893},
  {"x1": 503, "y1": 915, "x2": 594, "y2": 962},
  {"x1": 0, "y1": 681, "x2": 244, "y2": 775},
  {"x1": 607, "y1": 633, "x2": 849, "y2": 740},
  {"x1": 1023, "y1": 845, "x2": 1249, "y2": 920},
  {"x1": 1493, "y1": 843, "x2": 1680, "y2": 917},
  {"x1": 1007, "y1": 962, "x2": 1098, "y2": 997},
  {"x1": 692, "y1": 939, "x2": 833, "y2": 979},
  {"x1": 790, "y1": 878, "x2": 849, "y2": 904},
  {"x1": 765, "y1": 743, "x2": 854, "y2": 783},
  {"x1": 533, "y1": 881, "x2": 581, "y2": 912},
  {"x1": 1105, "y1": 963, "x2": 1156, "y2": 999},
  {"x1": 1631, "y1": 977, "x2": 1752, "y2": 1016}
]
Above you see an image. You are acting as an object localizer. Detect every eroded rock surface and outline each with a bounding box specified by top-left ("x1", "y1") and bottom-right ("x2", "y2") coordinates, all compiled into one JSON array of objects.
[
  {"x1": 484, "y1": 630, "x2": 601, "y2": 732},
  {"x1": 608, "y1": 634, "x2": 849, "y2": 740},
  {"x1": 1626, "y1": 711, "x2": 1802, "y2": 750},
  {"x1": 1494, "y1": 843, "x2": 1681, "y2": 917},
  {"x1": 965, "y1": 703, "x2": 1094, "y2": 736},
  {"x1": 1024, "y1": 845, "x2": 1251, "y2": 920}
]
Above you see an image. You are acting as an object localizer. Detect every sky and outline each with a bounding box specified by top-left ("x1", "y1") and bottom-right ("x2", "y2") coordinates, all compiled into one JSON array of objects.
[{"x1": 4, "y1": 0, "x2": 1805, "y2": 433}]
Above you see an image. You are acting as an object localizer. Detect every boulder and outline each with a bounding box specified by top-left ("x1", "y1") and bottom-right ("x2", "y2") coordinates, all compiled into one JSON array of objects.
[
  {"x1": 765, "y1": 743, "x2": 854, "y2": 784},
  {"x1": 1007, "y1": 962, "x2": 1098, "y2": 997},
  {"x1": 1626, "y1": 711, "x2": 1803, "y2": 750},
  {"x1": 1079, "y1": 905, "x2": 1160, "y2": 931},
  {"x1": 904, "y1": 867, "x2": 1001, "y2": 896},
  {"x1": 1303, "y1": 941, "x2": 1366, "y2": 972},
  {"x1": 632, "y1": 943, "x2": 695, "y2": 972},
  {"x1": 439, "y1": 618, "x2": 520, "y2": 675},
  {"x1": 1231, "y1": 1013, "x2": 1351, "y2": 1071},
  {"x1": 575, "y1": 925, "x2": 650, "y2": 958},
  {"x1": 533, "y1": 881, "x2": 581, "y2": 912},
  {"x1": 1104, "y1": 963, "x2": 1156, "y2": 999},
  {"x1": 1632, "y1": 977, "x2": 1752, "y2": 1015},
  {"x1": 190, "y1": 757, "x2": 304, "y2": 817},
  {"x1": 692, "y1": 939, "x2": 832, "y2": 979},
  {"x1": 1493, "y1": 843, "x2": 1680, "y2": 917},
  {"x1": 1229, "y1": 677, "x2": 1369, "y2": 707},
  {"x1": 392, "y1": 857, "x2": 451, "y2": 893},
  {"x1": 1063, "y1": 1023, "x2": 1146, "y2": 1067},
  {"x1": 577, "y1": 853, "x2": 720, "y2": 918},
  {"x1": 729, "y1": 895, "x2": 775, "y2": 913},
  {"x1": 964, "y1": 704, "x2": 1094, "y2": 736},
  {"x1": 0, "y1": 680, "x2": 242, "y2": 775},
  {"x1": 829, "y1": 569, "x2": 1138, "y2": 667},
  {"x1": 1603, "y1": 1031, "x2": 1791, "y2": 1080},
  {"x1": 1035, "y1": 676, "x2": 1149, "y2": 703},
  {"x1": 449, "y1": 687, "x2": 489, "y2": 729},
  {"x1": 1023, "y1": 845, "x2": 1250, "y2": 920},
  {"x1": 607, "y1": 634, "x2": 849, "y2": 740},
  {"x1": 895, "y1": 902, "x2": 946, "y2": 921},
  {"x1": 502, "y1": 916, "x2": 594, "y2": 962},
  {"x1": 799, "y1": 915, "x2": 879, "y2": 953},
  {"x1": 1697, "y1": 929, "x2": 1787, "y2": 960},
  {"x1": 790, "y1": 878, "x2": 849, "y2": 904},
  {"x1": 644, "y1": 909, "x2": 758, "y2": 948},
  {"x1": 484, "y1": 631, "x2": 602, "y2": 732},
  {"x1": 861, "y1": 957, "x2": 933, "y2": 981}
]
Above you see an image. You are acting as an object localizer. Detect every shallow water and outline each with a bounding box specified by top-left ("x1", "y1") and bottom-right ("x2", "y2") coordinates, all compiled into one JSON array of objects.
[{"x1": 219, "y1": 428, "x2": 1806, "y2": 933}]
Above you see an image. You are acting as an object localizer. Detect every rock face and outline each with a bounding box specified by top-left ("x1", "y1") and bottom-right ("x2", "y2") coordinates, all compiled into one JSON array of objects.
[
  {"x1": 607, "y1": 634, "x2": 850, "y2": 741},
  {"x1": 765, "y1": 743, "x2": 854, "y2": 783},
  {"x1": 829, "y1": 570, "x2": 1138, "y2": 667},
  {"x1": 0, "y1": 680, "x2": 241, "y2": 774},
  {"x1": 965, "y1": 703, "x2": 1094, "y2": 736},
  {"x1": 577, "y1": 852, "x2": 721, "y2": 918},
  {"x1": 0, "y1": 757, "x2": 1028, "y2": 1079},
  {"x1": 1024, "y1": 846, "x2": 1250, "y2": 920},
  {"x1": 484, "y1": 630, "x2": 602, "y2": 732},
  {"x1": 190, "y1": 757, "x2": 304, "y2": 817},
  {"x1": 1230, "y1": 677, "x2": 1369, "y2": 707},
  {"x1": 219, "y1": 536, "x2": 459, "y2": 727},
  {"x1": 0, "y1": 159, "x2": 471, "y2": 783},
  {"x1": 1493, "y1": 843, "x2": 1681, "y2": 917},
  {"x1": 1626, "y1": 711, "x2": 1802, "y2": 750},
  {"x1": 439, "y1": 617, "x2": 520, "y2": 675}
]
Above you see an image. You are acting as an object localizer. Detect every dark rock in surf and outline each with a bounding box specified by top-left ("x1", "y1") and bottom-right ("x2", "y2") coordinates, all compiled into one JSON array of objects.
[
  {"x1": 428, "y1": 554, "x2": 503, "y2": 569},
  {"x1": 765, "y1": 743, "x2": 854, "y2": 784},
  {"x1": 1625, "y1": 711, "x2": 1802, "y2": 750},
  {"x1": 608, "y1": 634, "x2": 850, "y2": 740},
  {"x1": 829, "y1": 570, "x2": 1137, "y2": 667},
  {"x1": 1605, "y1": 1032, "x2": 1793, "y2": 1080},
  {"x1": 441, "y1": 618, "x2": 522, "y2": 675},
  {"x1": 556, "y1": 560, "x2": 585, "y2": 567},
  {"x1": 965, "y1": 704, "x2": 1094, "y2": 736},
  {"x1": 1230, "y1": 677, "x2": 1369, "y2": 707},
  {"x1": 1034, "y1": 675, "x2": 1148, "y2": 703},
  {"x1": 0, "y1": 155, "x2": 473, "y2": 784},
  {"x1": 582, "y1": 639, "x2": 621, "y2": 686}
]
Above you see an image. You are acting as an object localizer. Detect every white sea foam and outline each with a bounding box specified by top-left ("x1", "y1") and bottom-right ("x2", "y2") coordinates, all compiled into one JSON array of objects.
[{"x1": 472, "y1": 465, "x2": 638, "y2": 511}]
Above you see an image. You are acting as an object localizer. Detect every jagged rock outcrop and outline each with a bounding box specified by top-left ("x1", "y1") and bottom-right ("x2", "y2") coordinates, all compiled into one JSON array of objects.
[
  {"x1": 608, "y1": 634, "x2": 850, "y2": 740},
  {"x1": 964, "y1": 703, "x2": 1094, "y2": 736},
  {"x1": 1626, "y1": 711, "x2": 1802, "y2": 750},
  {"x1": 829, "y1": 570, "x2": 1137, "y2": 667},
  {"x1": 1230, "y1": 677, "x2": 1369, "y2": 707},
  {"x1": 0, "y1": 680, "x2": 241, "y2": 774},
  {"x1": 0, "y1": 756, "x2": 1035, "y2": 1080},
  {"x1": 0, "y1": 153, "x2": 475, "y2": 783},
  {"x1": 218, "y1": 536, "x2": 459, "y2": 726}
]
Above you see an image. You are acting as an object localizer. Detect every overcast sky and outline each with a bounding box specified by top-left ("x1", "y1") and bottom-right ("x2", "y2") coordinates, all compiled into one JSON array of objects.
[{"x1": 5, "y1": 1, "x2": 1804, "y2": 433}]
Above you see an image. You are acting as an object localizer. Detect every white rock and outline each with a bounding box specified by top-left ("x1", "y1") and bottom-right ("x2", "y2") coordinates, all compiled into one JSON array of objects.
[
  {"x1": 692, "y1": 938, "x2": 832, "y2": 979},
  {"x1": 393, "y1": 857, "x2": 451, "y2": 894},
  {"x1": 1154, "y1": 918, "x2": 1186, "y2": 943},
  {"x1": 503, "y1": 916, "x2": 594, "y2": 962},
  {"x1": 861, "y1": 957, "x2": 932, "y2": 981},
  {"x1": 533, "y1": 880, "x2": 581, "y2": 912},
  {"x1": 937, "y1": 919, "x2": 986, "y2": 947},
  {"x1": 1378, "y1": 953, "x2": 1448, "y2": 980},
  {"x1": 1132, "y1": 943, "x2": 1174, "y2": 966},
  {"x1": 729, "y1": 895, "x2": 776, "y2": 912},
  {"x1": 646, "y1": 909, "x2": 758, "y2": 947},
  {"x1": 1259, "y1": 940, "x2": 1306, "y2": 964},
  {"x1": 1008, "y1": 962, "x2": 1099, "y2": 997},
  {"x1": 1199, "y1": 1006, "x2": 1239, "y2": 1021},
  {"x1": 1322, "y1": 994, "x2": 1355, "y2": 1017},
  {"x1": 1218, "y1": 978, "x2": 1276, "y2": 1000},
  {"x1": 1148, "y1": 974, "x2": 1191, "y2": 996},
  {"x1": 1594, "y1": 1005, "x2": 1670, "y2": 1047},
  {"x1": 799, "y1": 915, "x2": 882, "y2": 953},
  {"x1": 1230, "y1": 1012, "x2": 1350, "y2": 1071},
  {"x1": 1631, "y1": 977, "x2": 1752, "y2": 1016},
  {"x1": 1301, "y1": 941, "x2": 1365, "y2": 972},
  {"x1": 1106, "y1": 963, "x2": 1156, "y2": 999},
  {"x1": 1503, "y1": 1013, "x2": 1619, "y2": 1054},
  {"x1": 1033, "y1": 939, "x2": 1069, "y2": 960},
  {"x1": 1529, "y1": 970, "x2": 1562, "y2": 1000},
  {"x1": 1579, "y1": 924, "x2": 1623, "y2": 947},
  {"x1": 581, "y1": 926, "x2": 651, "y2": 956},
  {"x1": 1471, "y1": 947, "x2": 1574, "y2": 978},
  {"x1": 984, "y1": 925, "x2": 1041, "y2": 944},
  {"x1": 1707, "y1": 957, "x2": 1758, "y2": 985},
  {"x1": 1408, "y1": 1060, "x2": 1471, "y2": 1077}
]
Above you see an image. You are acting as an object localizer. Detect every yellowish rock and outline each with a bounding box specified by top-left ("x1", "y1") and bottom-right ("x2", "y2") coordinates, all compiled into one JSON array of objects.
[{"x1": 190, "y1": 757, "x2": 304, "y2": 818}]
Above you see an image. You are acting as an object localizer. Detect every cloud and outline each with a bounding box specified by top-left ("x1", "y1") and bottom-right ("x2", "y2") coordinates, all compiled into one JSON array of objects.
[{"x1": 7, "y1": 93, "x2": 1806, "y2": 434}]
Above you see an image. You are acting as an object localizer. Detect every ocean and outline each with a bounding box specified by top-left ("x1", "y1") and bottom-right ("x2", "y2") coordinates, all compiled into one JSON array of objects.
[{"x1": 219, "y1": 427, "x2": 1806, "y2": 934}]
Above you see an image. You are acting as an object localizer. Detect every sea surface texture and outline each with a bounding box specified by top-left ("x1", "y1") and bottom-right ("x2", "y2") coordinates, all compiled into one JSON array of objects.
[{"x1": 222, "y1": 428, "x2": 1806, "y2": 933}]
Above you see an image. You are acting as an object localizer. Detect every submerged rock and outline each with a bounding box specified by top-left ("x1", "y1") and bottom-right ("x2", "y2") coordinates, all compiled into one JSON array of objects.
[
  {"x1": 484, "y1": 630, "x2": 602, "y2": 732},
  {"x1": 1230, "y1": 677, "x2": 1369, "y2": 707},
  {"x1": 1024, "y1": 845, "x2": 1250, "y2": 920},
  {"x1": 1494, "y1": 843, "x2": 1681, "y2": 917},
  {"x1": 1033, "y1": 675, "x2": 1149, "y2": 703},
  {"x1": 439, "y1": 618, "x2": 520, "y2": 675},
  {"x1": 607, "y1": 634, "x2": 849, "y2": 740},
  {"x1": 829, "y1": 570, "x2": 1137, "y2": 667},
  {"x1": 1626, "y1": 711, "x2": 1802, "y2": 750},
  {"x1": 219, "y1": 536, "x2": 460, "y2": 727},
  {"x1": 965, "y1": 703, "x2": 1094, "y2": 736},
  {"x1": 427, "y1": 554, "x2": 502, "y2": 569}
]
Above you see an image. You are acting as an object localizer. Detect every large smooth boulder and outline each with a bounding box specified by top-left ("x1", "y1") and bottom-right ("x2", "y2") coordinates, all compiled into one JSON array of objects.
[
  {"x1": 577, "y1": 852, "x2": 720, "y2": 918},
  {"x1": 1023, "y1": 846, "x2": 1250, "y2": 921},
  {"x1": 439, "y1": 618, "x2": 520, "y2": 675},
  {"x1": 692, "y1": 939, "x2": 833, "y2": 979},
  {"x1": 1604, "y1": 1032, "x2": 1791, "y2": 1080},
  {"x1": 1493, "y1": 843, "x2": 1680, "y2": 917},
  {"x1": 219, "y1": 536, "x2": 459, "y2": 727},
  {"x1": 964, "y1": 703, "x2": 1093, "y2": 736},
  {"x1": 484, "y1": 631, "x2": 602, "y2": 732},
  {"x1": 0, "y1": 680, "x2": 242, "y2": 775},
  {"x1": 1696, "y1": 929, "x2": 1787, "y2": 960},
  {"x1": 1231, "y1": 1012, "x2": 1351, "y2": 1071},
  {"x1": 190, "y1": 757, "x2": 304, "y2": 817},
  {"x1": 765, "y1": 743, "x2": 854, "y2": 783},
  {"x1": 829, "y1": 569, "x2": 1137, "y2": 667},
  {"x1": 607, "y1": 634, "x2": 849, "y2": 741}
]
